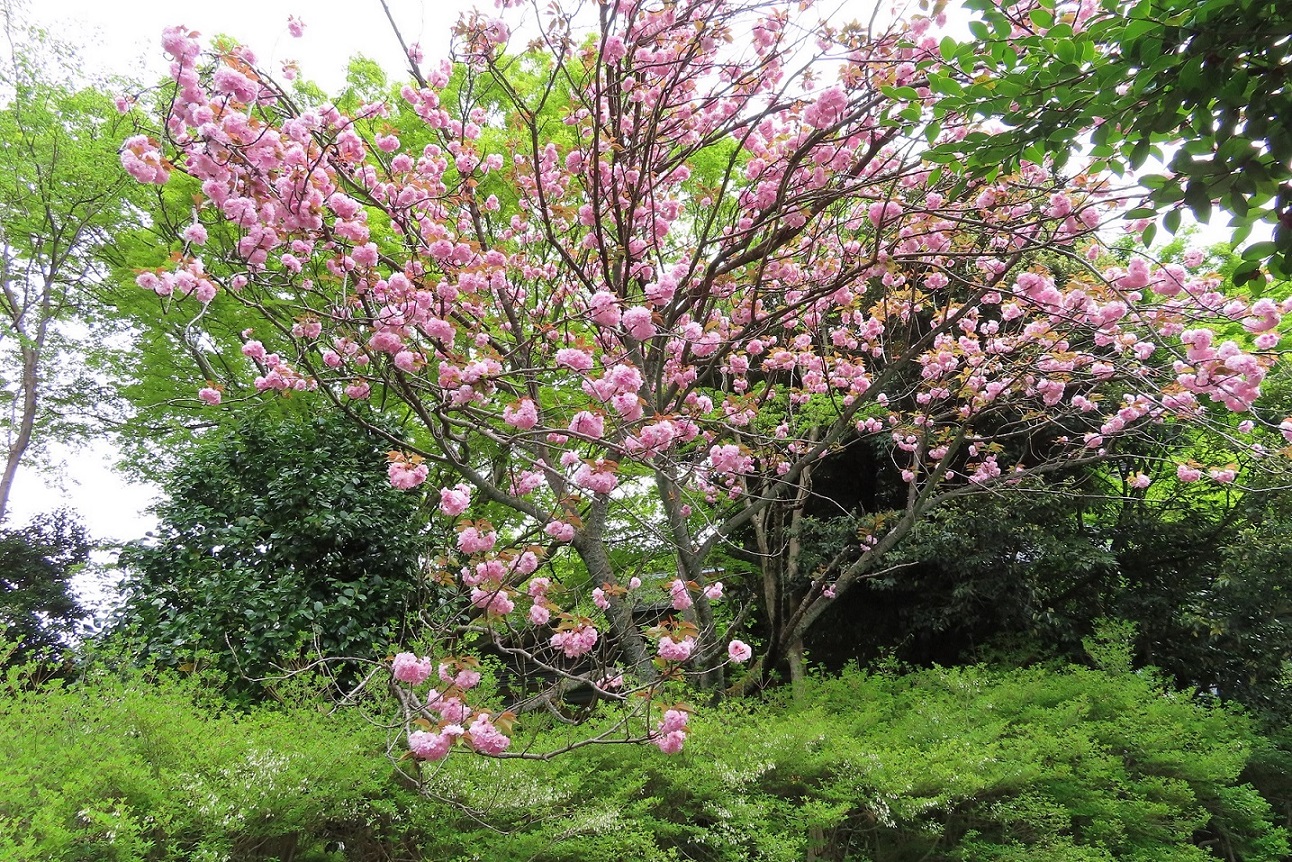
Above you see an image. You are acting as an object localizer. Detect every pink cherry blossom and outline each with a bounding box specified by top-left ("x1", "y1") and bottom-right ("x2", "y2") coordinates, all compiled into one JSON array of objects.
[
  {"x1": 471, "y1": 585, "x2": 515, "y2": 615},
  {"x1": 120, "y1": 135, "x2": 169, "y2": 185},
  {"x1": 658, "y1": 635, "x2": 694, "y2": 662},
  {"x1": 467, "y1": 713, "x2": 511, "y2": 755},
  {"x1": 573, "y1": 462, "x2": 618, "y2": 494},
  {"x1": 544, "y1": 520, "x2": 576, "y2": 542},
  {"x1": 503, "y1": 398, "x2": 539, "y2": 429},
  {"x1": 550, "y1": 623, "x2": 598, "y2": 658},
  {"x1": 439, "y1": 663, "x2": 482, "y2": 690},
  {"x1": 388, "y1": 460, "x2": 429, "y2": 490},
  {"x1": 669, "y1": 578, "x2": 693, "y2": 610},
  {"x1": 457, "y1": 527, "x2": 497, "y2": 554},
  {"x1": 391, "y1": 652, "x2": 433, "y2": 685},
  {"x1": 439, "y1": 484, "x2": 473, "y2": 517},
  {"x1": 727, "y1": 640, "x2": 753, "y2": 663},
  {"x1": 588, "y1": 290, "x2": 621, "y2": 326},
  {"x1": 182, "y1": 222, "x2": 208, "y2": 245},
  {"x1": 653, "y1": 708, "x2": 689, "y2": 753},
  {"x1": 622, "y1": 306, "x2": 656, "y2": 340},
  {"x1": 427, "y1": 690, "x2": 473, "y2": 725},
  {"x1": 555, "y1": 348, "x2": 594, "y2": 372},
  {"x1": 568, "y1": 411, "x2": 605, "y2": 438},
  {"x1": 407, "y1": 729, "x2": 453, "y2": 761}
]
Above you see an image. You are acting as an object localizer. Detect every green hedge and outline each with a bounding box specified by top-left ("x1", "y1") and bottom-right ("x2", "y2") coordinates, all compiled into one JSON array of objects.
[
  {"x1": 0, "y1": 663, "x2": 422, "y2": 861},
  {"x1": 0, "y1": 661, "x2": 1284, "y2": 861},
  {"x1": 415, "y1": 665, "x2": 1289, "y2": 862}
]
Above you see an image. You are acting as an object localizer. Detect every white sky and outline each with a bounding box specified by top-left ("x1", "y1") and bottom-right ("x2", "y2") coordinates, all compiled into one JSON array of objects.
[{"x1": 33, "y1": 0, "x2": 484, "y2": 93}]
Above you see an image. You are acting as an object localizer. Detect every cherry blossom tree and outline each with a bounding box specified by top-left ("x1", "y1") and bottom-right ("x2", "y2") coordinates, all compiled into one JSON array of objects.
[{"x1": 123, "y1": 0, "x2": 1289, "y2": 759}]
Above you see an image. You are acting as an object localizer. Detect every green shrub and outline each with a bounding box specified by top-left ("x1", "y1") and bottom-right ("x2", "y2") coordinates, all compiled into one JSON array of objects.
[
  {"x1": 112, "y1": 409, "x2": 431, "y2": 692},
  {"x1": 0, "y1": 660, "x2": 426, "y2": 861},
  {"x1": 411, "y1": 665, "x2": 1288, "y2": 862},
  {"x1": 0, "y1": 661, "x2": 1283, "y2": 861}
]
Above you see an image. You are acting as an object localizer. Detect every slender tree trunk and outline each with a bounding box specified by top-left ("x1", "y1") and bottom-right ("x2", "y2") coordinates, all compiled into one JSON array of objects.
[
  {"x1": 806, "y1": 826, "x2": 827, "y2": 862},
  {"x1": 749, "y1": 432, "x2": 816, "y2": 690},
  {"x1": 0, "y1": 324, "x2": 44, "y2": 524},
  {"x1": 788, "y1": 637, "x2": 806, "y2": 701},
  {"x1": 573, "y1": 526, "x2": 654, "y2": 680}
]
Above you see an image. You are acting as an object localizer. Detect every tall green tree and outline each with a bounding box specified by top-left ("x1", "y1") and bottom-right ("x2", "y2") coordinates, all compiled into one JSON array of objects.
[{"x1": 0, "y1": 16, "x2": 145, "y2": 520}]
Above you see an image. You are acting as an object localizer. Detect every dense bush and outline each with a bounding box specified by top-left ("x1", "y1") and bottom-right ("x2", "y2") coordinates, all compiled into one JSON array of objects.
[
  {"x1": 0, "y1": 660, "x2": 427, "y2": 861},
  {"x1": 1, "y1": 659, "x2": 1282, "y2": 861},
  {"x1": 113, "y1": 409, "x2": 430, "y2": 688},
  {"x1": 415, "y1": 664, "x2": 1288, "y2": 862}
]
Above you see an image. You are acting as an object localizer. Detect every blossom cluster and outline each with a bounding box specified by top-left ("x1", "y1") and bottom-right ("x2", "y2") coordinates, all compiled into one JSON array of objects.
[{"x1": 391, "y1": 653, "x2": 512, "y2": 759}]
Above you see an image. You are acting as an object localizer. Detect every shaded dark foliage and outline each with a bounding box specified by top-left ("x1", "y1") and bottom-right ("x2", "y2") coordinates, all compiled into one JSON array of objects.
[{"x1": 0, "y1": 509, "x2": 88, "y2": 664}]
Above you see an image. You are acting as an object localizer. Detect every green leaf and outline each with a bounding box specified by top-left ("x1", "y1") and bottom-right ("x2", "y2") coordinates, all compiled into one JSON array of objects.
[
  {"x1": 1232, "y1": 260, "x2": 1261, "y2": 285},
  {"x1": 1183, "y1": 181, "x2": 1213, "y2": 222},
  {"x1": 1226, "y1": 188, "x2": 1249, "y2": 217},
  {"x1": 1269, "y1": 251, "x2": 1291, "y2": 280},
  {"x1": 1129, "y1": 139, "x2": 1151, "y2": 170},
  {"x1": 1241, "y1": 241, "x2": 1278, "y2": 261},
  {"x1": 1121, "y1": 18, "x2": 1157, "y2": 42},
  {"x1": 1230, "y1": 222, "x2": 1253, "y2": 247},
  {"x1": 927, "y1": 74, "x2": 963, "y2": 96},
  {"x1": 885, "y1": 86, "x2": 921, "y2": 102}
]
